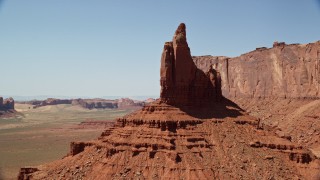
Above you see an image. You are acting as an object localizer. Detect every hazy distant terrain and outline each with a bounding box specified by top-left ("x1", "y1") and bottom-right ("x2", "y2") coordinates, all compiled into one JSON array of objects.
[
  {"x1": 0, "y1": 103, "x2": 135, "y2": 179},
  {"x1": 2, "y1": 95, "x2": 158, "y2": 101}
]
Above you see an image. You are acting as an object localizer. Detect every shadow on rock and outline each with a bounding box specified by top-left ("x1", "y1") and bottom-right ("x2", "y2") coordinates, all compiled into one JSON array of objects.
[{"x1": 175, "y1": 97, "x2": 245, "y2": 119}]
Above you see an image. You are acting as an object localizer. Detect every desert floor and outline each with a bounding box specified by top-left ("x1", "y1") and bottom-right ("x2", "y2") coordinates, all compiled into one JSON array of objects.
[{"x1": 0, "y1": 103, "x2": 134, "y2": 179}]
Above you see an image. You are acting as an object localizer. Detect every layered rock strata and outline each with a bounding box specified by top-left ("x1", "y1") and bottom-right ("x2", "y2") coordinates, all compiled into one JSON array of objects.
[
  {"x1": 193, "y1": 41, "x2": 320, "y2": 156},
  {"x1": 23, "y1": 100, "x2": 320, "y2": 179},
  {"x1": 193, "y1": 41, "x2": 320, "y2": 99},
  {"x1": 19, "y1": 24, "x2": 320, "y2": 180}
]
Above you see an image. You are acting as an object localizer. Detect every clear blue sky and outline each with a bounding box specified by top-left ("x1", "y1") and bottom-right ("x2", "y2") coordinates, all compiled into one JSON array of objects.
[{"x1": 1, "y1": 0, "x2": 320, "y2": 98}]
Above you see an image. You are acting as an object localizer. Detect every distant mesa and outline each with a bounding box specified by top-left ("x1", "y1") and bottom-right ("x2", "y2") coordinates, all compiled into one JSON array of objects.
[
  {"x1": 144, "y1": 98, "x2": 156, "y2": 103},
  {"x1": 23, "y1": 98, "x2": 72, "y2": 108},
  {"x1": 0, "y1": 96, "x2": 15, "y2": 117},
  {"x1": 71, "y1": 99, "x2": 117, "y2": 109},
  {"x1": 72, "y1": 98, "x2": 145, "y2": 109},
  {"x1": 21, "y1": 97, "x2": 152, "y2": 109},
  {"x1": 0, "y1": 96, "x2": 15, "y2": 110}
]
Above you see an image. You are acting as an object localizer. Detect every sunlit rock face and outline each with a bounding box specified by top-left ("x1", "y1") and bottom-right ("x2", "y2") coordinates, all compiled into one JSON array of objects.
[
  {"x1": 193, "y1": 41, "x2": 320, "y2": 99},
  {"x1": 160, "y1": 23, "x2": 222, "y2": 107}
]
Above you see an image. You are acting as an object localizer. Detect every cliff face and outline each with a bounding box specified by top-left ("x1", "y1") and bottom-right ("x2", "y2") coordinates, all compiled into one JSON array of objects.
[
  {"x1": 193, "y1": 41, "x2": 320, "y2": 99},
  {"x1": 160, "y1": 23, "x2": 222, "y2": 106},
  {"x1": 193, "y1": 41, "x2": 320, "y2": 154}
]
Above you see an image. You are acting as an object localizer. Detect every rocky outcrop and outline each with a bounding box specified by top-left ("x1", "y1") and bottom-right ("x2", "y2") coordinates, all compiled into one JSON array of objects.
[
  {"x1": 0, "y1": 97, "x2": 15, "y2": 110},
  {"x1": 17, "y1": 167, "x2": 38, "y2": 180},
  {"x1": 26, "y1": 99, "x2": 320, "y2": 179},
  {"x1": 0, "y1": 97, "x2": 15, "y2": 118},
  {"x1": 69, "y1": 142, "x2": 94, "y2": 156},
  {"x1": 160, "y1": 23, "x2": 222, "y2": 106},
  {"x1": 26, "y1": 98, "x2": 72, "y2": 108},
  {"x1": 144, "y1": 98, "x2": 156, "y2": 103},
  {"x1": 23, "y1": 23, "x2": 320, "y2": 180},
  {"x1": 72, "y1": 98, "x2": 144, "y2": 109},
  {"x1": 71, "y1": 99, "x2": 118, "y2": 109},
  {"x1": 193, "y1": 41, "x2": 320, "y2": 153},
  {"x1": 117, "y1": 98, "x2": 144, "y2": 108}
]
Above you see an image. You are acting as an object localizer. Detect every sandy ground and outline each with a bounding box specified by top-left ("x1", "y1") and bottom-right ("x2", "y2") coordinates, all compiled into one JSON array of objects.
[{"x1": 0, "y1": 103, "x2": 134, "y2": 180}]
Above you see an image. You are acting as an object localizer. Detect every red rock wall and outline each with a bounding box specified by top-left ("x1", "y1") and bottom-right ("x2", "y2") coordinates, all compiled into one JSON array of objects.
[{"x1": 193, "y1": 41, "x2": 320, "y2": 99}]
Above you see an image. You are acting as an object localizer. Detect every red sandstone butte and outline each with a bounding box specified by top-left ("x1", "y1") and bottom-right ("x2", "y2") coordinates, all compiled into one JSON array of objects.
[{"x1": 18, "y1": 24, "x2": 320, "y2": 180}]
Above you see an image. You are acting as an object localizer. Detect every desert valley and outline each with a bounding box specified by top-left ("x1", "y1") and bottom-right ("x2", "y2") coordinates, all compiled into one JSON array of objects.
[{"x1": 0, "y1": 97, "x2": 149, "y2": 179}]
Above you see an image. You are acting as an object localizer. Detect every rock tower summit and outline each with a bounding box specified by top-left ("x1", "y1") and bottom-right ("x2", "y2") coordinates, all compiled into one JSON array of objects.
[{"x1": 160, "y1": 23, "x2": 222, "y2": 106}]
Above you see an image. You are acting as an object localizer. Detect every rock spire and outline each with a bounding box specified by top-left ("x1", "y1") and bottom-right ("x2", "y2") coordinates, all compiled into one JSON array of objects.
[{"x1": 160, "y1": 23, "x2": 222, "y2": 106}]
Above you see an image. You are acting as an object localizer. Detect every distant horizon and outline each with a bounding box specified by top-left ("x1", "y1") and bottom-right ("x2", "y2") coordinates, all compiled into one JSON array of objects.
[
  {"x1": 1, "y1": 1, "x2": 320, "y2": 97},
  {"x1": 2, "y1": 37, "x2": 319, "y2": 100},
  {"x1": 1, "y1": 95, "x2": 159, "y2": 101}
]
